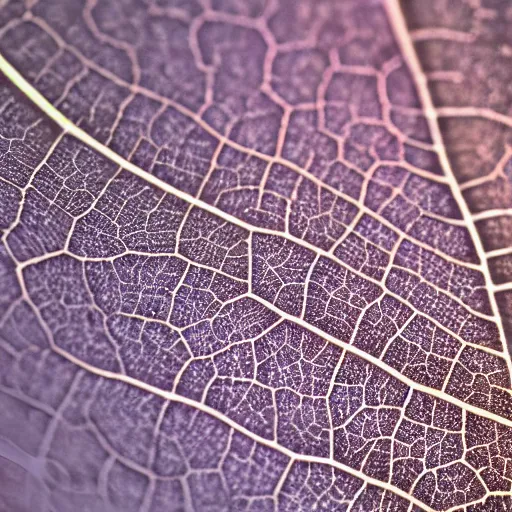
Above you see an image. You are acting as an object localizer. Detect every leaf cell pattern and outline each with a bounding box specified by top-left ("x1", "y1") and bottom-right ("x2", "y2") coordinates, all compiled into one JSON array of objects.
[{"x1": 0, "y1": 0, "x2": 512, "y2": 511}]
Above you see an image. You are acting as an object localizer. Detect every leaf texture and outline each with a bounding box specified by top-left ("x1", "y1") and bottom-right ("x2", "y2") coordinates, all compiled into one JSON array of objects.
[{"x1": 0, "y1": 1, "x2": 511, "y2": 511}]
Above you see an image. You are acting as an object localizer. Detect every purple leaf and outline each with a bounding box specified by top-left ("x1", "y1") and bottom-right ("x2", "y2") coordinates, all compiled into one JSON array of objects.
[{"x1": 0, "y1": 1, "x2": 512, "y2": 510}]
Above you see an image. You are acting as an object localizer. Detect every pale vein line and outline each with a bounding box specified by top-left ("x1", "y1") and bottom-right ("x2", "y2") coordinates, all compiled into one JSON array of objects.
[
  {"x1": 385, "y1": 0, "x2": 512, "y2": 378},
  {"x1": 437, "y1": 106, "x2": 512, "y2": 129},
  {"x1": 410, "y1": 28, "x2": 476, "y2": 44},
  {"x1": 2, "y1": 50, "x2": 512, "y2": 421},
  {"x1": 493, "y1": 282, "x2": 512, "y2": 293},
  {"x1": 487, "y1": 247, "x2": 512, "y2": 259},
  {"x1": 473, "y1": 208, "x2": 512, "y2": 222}
]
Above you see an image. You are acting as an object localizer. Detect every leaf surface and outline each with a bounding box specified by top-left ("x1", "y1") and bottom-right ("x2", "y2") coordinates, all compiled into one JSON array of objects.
[{"x1": 0, "y1": 1, "x2": 511, "y2": 511}]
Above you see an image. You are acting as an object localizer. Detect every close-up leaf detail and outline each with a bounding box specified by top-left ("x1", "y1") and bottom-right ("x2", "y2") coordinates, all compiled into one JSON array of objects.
[{"x1": 1, "y1": 0, "x2": 512, "y2": 511}]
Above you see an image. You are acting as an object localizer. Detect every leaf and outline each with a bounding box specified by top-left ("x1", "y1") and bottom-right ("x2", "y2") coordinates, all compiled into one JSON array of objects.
[{"x1": 0, "y1": 0, "x2": 511, "y2": 511}]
